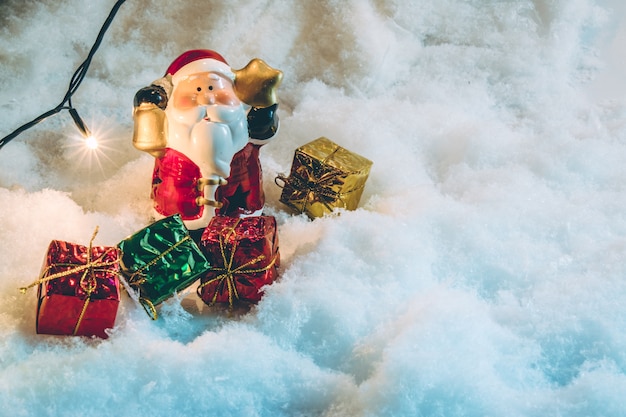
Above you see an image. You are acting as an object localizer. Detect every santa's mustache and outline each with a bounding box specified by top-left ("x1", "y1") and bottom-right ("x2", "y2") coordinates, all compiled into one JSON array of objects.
[{"x1": 170, "y1": 104, "x2": 244, "y2": 127}]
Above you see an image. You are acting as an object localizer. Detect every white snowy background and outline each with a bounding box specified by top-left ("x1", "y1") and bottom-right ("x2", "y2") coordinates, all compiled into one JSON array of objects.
[{"x1": 1, "y1": 0, "x2": 626, "y2": 416}]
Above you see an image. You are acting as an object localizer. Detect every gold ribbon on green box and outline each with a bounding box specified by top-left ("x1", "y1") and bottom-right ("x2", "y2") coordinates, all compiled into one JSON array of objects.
[
  {"x1": 276, "y1": 137, "x2": 373, "y2": 219},
  {"x1": 117, "y1": 214, "x2": 210, "y2": 319}
]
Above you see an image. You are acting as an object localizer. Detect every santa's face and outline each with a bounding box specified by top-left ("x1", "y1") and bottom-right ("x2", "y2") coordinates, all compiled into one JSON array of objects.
[
  {"x1": 173, "y1": 72, "x2": 239, "y2": 109},
  {"x1": 167, "y1": 72, "x2": 244, "y2": 128}
]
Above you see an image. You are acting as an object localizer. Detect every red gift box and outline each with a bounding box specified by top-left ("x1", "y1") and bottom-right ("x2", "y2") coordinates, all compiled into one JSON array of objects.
[
  {"x1": 198, "y1": 216, "x2": 280, "y2": 306},
  {"x1": 25, "y1": 238, "x2": 121, "y2": 339}
]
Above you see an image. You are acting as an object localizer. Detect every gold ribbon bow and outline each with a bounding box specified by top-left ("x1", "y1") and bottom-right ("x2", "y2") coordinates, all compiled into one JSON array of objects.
[
  {"x1": 276, "y1": 150, "x2": 365, "y2": 215},
  {"x1": 276, "y1": 171, "x2": 345, "y2": 214},
  {"x1": 197, "y1": 219, "x2": 277, "y2": 307},
  {"x1": 19, "y1": 226, "x2": 119, "y2": 335}
]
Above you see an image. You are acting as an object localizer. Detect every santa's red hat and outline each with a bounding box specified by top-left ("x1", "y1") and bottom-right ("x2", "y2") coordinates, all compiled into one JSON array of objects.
[{"x1": 166, "y1": 49, "x2": 235, "y2": 84}]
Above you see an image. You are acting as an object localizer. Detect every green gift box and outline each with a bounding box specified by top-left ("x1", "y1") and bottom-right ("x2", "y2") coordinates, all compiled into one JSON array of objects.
[{"x1": 117, "y1": 214, "x2": 210, "y2": 318}]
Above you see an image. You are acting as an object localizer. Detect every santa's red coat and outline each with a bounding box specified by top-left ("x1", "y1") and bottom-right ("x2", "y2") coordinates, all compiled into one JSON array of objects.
[
  {"x1": 215, "y1": 142, "x2": 264, "y2": 217},
  {"x1": 151, "y1": 143, "x2": 264, "y2": 221}
]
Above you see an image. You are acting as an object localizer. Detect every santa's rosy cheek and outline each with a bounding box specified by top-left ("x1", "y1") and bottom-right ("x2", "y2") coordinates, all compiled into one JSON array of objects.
[
  {"x1": 174, "y1": 95, "x2": 196, "y2": 109},
  {"x1": 214, "y1": 90, "x2": 239, "y2": 106}
]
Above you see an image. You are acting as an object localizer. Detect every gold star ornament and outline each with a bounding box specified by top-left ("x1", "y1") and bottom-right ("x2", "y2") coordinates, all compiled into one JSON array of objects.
[{"x1": 233, "y1": 58, "x2": 283, "y2": 108}]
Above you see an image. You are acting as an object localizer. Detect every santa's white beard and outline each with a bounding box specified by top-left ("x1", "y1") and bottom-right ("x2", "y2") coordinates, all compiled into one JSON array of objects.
[{"x1": 165, "y1": 103, "x2": 249, "y2": 179}]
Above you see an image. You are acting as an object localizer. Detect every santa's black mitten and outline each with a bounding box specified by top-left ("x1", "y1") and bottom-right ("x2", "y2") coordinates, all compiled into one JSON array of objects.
[
  {"x1": 133, "y1": 85, "x2": 168, "y2": 110},
  {"x1": 247, "y1": 103, "x2": 279, "y2": 140}
]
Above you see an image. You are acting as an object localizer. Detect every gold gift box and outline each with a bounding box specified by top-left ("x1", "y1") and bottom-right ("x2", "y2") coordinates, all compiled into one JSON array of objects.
[{"x1": 277, "y1": 137, "x2": 373, "y2": 218}]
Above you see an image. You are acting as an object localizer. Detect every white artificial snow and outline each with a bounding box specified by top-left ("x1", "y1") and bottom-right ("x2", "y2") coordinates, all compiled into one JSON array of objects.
[{"x1": 1, "y1": 0, "x2": 626, "y2": 416}]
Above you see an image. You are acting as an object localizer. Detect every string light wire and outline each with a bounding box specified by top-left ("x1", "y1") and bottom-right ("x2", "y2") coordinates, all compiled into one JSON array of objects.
[{"x1": 0, "y1": 0, "x2": 127, "y2": 150}]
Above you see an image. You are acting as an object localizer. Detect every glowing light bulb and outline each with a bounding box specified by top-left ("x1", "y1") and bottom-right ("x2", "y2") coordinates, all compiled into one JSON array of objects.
[{"x1": 85, "y1": 135, "x2": 99, "y2": 150}]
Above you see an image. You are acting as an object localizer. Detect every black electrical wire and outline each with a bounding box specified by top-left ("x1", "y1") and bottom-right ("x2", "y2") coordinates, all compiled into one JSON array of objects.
[{"x1": 0, "y1": 0, "x2": 127, "y2": 150}]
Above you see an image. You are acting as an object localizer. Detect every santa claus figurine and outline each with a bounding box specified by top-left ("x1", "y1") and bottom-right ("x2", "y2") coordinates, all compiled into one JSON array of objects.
[{"x1": 132, "y1": 49, "x2": 282, "y2": 231}]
